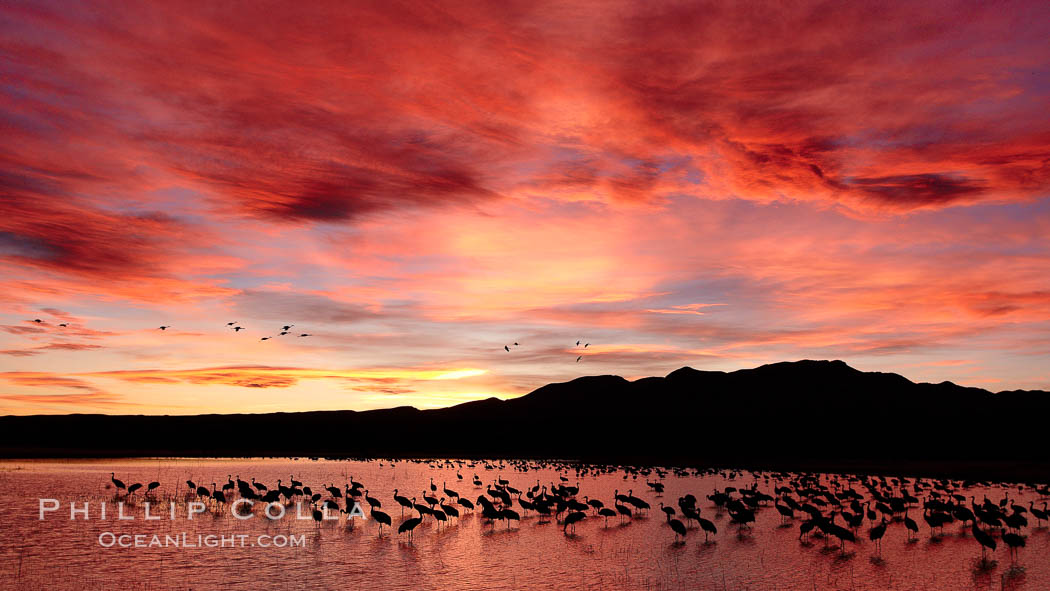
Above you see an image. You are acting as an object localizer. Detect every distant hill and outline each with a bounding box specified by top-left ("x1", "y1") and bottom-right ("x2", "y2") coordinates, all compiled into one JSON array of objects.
[{"x1": 2, "y1": 360, "x2": 1048, "y2": 479}]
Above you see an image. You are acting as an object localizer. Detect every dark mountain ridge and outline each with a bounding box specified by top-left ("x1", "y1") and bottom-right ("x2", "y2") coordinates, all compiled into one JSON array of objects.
[{"x1": 2, "y1": 360, "x2": 1047, "y2": 479}]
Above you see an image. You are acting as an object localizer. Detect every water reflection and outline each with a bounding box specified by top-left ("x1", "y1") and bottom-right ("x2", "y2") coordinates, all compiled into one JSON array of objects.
[{"x1": 0, "y1": 458, "x2": 1046, "y2": 590}]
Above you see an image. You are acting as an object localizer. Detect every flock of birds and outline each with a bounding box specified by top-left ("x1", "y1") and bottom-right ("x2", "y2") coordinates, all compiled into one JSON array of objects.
[
  {"x1": 27, "y1": 317, "x2": 313, "y2": 341},
  {"x1": 30, "y1": 317, "x2": 592, "y2": 360},
  {"x1": 105, "y1": 460, "x2": 1048, "y2": 568},
  {"x1": 505, "y1": 339, "x2": 592, "y2": 362}
]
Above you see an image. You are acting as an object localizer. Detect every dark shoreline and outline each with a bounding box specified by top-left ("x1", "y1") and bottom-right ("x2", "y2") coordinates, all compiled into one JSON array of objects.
[{"x1": 3, "y1": 360, "x2": 1047, "y2": 484}]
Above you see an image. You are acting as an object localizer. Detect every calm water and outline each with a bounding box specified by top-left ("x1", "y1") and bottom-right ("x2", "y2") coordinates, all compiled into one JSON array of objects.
[{"x1": 0, "y1": 458, "x2": 1046, "y2": 590}]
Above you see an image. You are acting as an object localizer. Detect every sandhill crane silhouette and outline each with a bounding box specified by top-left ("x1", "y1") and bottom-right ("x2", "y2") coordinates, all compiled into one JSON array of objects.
[
  {"x1": 500, "y1": 507, "x2": 520, "y2": 528},
  {"x1": 660, "y1": 502, "x2": 675, "y2": 522},
  {"x1": 972, "y1": 523, "x2": 996, "y2": 559},
  {"x1": 669, "y1": 518, "x2": 687, "y2": 542},
  {"x1": 1030, "y1": 502, "x2": 1048, "y2": 527},
  {"x1": 442, "y1": 482, "x2": 459, "y2": 499},
  {"x1": 615, "y1": 502, "x2": 632, "y2": 524},
  {"x1": 371, "y1": 508, "x2": 391, "y2": 535},
  {"x1": 110, "y1": 473, "x2": 126, "y2": 493},
  {"x1": 392, "y1": 489, "x2": 413, "y2": 517},
  {"x1": 563, "y1": 511, "x2": 585, "y2": 534},
  {"x1": 828, "y1": 516, "x2": 855, "y2": 555},
  {"x1": 699, "y1": 517, "x2": 717, "y2": 542},
  {"x1": 799, "y1": 519, "x2": 815, "y2": 541},
  {"x1": 440, "y1": 499, "x2": 459, "y2": 521},
  {"x1": 211, "y1": 483, "x2": 226, "y2": 506},
  {"x1": 904, "y1": 510, "x2": 919, "y2": 541},
  {"x1": 868, "y1": 518, "x2": 887, "y2": 555},
  {"x1": 398, "y1": 511, "x2": 423, "y2": 540},
  {"x1": 1002, "y1": 532, "x2": 1025, "y2": 562},
  {"x1": 432, "y1": 508, "x2": 448, "y2": 529}
]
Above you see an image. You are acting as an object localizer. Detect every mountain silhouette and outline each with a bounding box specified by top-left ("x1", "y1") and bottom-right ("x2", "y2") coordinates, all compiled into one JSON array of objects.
[{"x1": 2, "y1": 360, "x2": 1047, "y2": 479}]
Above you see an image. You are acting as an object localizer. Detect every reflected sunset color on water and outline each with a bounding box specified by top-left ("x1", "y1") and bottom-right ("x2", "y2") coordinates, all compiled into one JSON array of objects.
[{"x1": 1, "y1": 458, "x2": 1047, "y2": 590}]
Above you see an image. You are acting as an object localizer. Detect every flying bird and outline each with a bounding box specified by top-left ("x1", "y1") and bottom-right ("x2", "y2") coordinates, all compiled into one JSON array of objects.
[
  {"x1": 31, "y1": 319, "x2": 43, "y2": 323},
  {"x1": 233, "y1": 326, "x2": 244, "y2": 332},
  {"x1": 226, "y1": 322, "x2": 237, "y2": 326},
  {"x1": 279, "y1": 331, "x2": 289, "y2": 336},
  {"x1": 576, "y1": 356, "x2": 582, "y2": 362},
  {"x1": 158, "y1": 326, "x2": 169, "y2": 330},
  {"x1": 576, "y1": 340, "x2": 580, "y2": 346},
  {"x1": 298, "y1": 333, "x2": 311, "y2": 337},
  {"x1": 514, "y1": 342, "x2": 519, "y2": 346},
  {"x1": 504, "y1": 345, "x2": 510, "y2": 352},
  {"x1": 58, "y1": 323, "x2": 68, "y2": 327},
  {"x1": 282, "y1": 325, "x2": 294, "y2": 331},
  {"x1": 584, "y1": 343, "x2": 589, "y2": 347},
  {"x1": 260, "y1": 337, "x2": 271, "y2": 341}
]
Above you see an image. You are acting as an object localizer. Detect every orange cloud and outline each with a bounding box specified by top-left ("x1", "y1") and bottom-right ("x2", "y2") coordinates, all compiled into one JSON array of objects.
[
  {"x1": 2, "y1": 0, "x2": 1050, "y2": 414},
  {"x1": 82, "y1": 366, "x2": 487, "y2": 389}
]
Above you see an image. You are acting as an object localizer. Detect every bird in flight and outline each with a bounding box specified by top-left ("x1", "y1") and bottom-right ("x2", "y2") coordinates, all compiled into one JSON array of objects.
[
  {"x1": 233, "y1": 326, "x2": 244, "y2": 332},
  {"x1": 31, "y1": 319, "x2": 43, "y2": 323},
  {"x1": 576, "y1": 356, "x2": 582, "y2": 362},
  {"x1": 282, "y1": 325, "x2": 294, "y2": 331},
  {"x1": 584, "y1": 343, "x2": 590, "y2": 348},
  {"x1": 58, "y1": 323, "x2": 68, "y2": 327},
  {"x1": 576, "y1": 340, "x2": 580, "y2": 346},
  {"x1": 298, "y1": 333, "x2": 311, "y2": 337},
  {"x1": 514, "y1": 342, "x2": 519, "y2": 346},
  {"x1": 260, "y1": 337, "x2": 271, "y2": 341},
  {"x1": 504, "y1": 345, "x2": 510, "y2": 352},
  {"x1": 279, "y1": 331, "x2": 289, "y2": 336},
  {"x1": 226, "y1": 322, "x2": 237, "y2": 326},
  {"x1": 158, "y1": 326, "x2": 169, "y2": 330}
]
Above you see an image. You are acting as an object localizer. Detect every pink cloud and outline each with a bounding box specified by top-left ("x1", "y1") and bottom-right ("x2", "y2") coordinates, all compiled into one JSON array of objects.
[{"x1": 1, "y1": 1, "x2": 1049, "y2": 413}]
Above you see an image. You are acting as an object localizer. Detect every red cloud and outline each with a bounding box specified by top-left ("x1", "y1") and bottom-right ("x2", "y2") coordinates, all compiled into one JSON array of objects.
[
  {"x1": 1, "y1": 0, "x2": 1043, "y2": 243},
  {"x1": 1, "y1": 1, "x2": 1050, "y2": 411}
]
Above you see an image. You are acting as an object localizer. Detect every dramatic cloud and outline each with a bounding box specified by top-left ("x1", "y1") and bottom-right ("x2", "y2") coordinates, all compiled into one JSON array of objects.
[
  {"x1": 1, "y1": 0, "x2": 1049, "y2": 413},
  {"x1": 0, "y1": 342, "x2": 104, "y2": 356}
]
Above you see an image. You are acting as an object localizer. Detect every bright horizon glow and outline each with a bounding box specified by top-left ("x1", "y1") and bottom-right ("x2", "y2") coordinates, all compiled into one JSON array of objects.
[{"x1": 2, "y1": 0, "x2": 1050, "y2": 415}]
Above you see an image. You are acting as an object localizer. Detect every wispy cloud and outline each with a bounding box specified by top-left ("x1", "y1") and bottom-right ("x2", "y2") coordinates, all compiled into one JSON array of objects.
[{"x1": 1, "y1": 0, "x2": 1049, "y2": 413}]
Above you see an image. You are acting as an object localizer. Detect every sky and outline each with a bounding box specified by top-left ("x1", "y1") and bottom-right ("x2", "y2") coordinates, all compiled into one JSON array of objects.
[{"x1": 1, "y1": 0, "x2": 1049, "y2": 415}]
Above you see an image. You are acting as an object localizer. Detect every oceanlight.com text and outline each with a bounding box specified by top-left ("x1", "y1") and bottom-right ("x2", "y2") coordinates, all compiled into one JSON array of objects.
[{"x1": 97, "y1": 532, "x2": 306, "y2": 548}]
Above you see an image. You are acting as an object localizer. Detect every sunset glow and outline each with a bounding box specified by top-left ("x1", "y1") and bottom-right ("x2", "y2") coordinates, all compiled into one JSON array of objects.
[{"x1": 2, "y1": 0, "x2": 1049, "y2": 414}]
